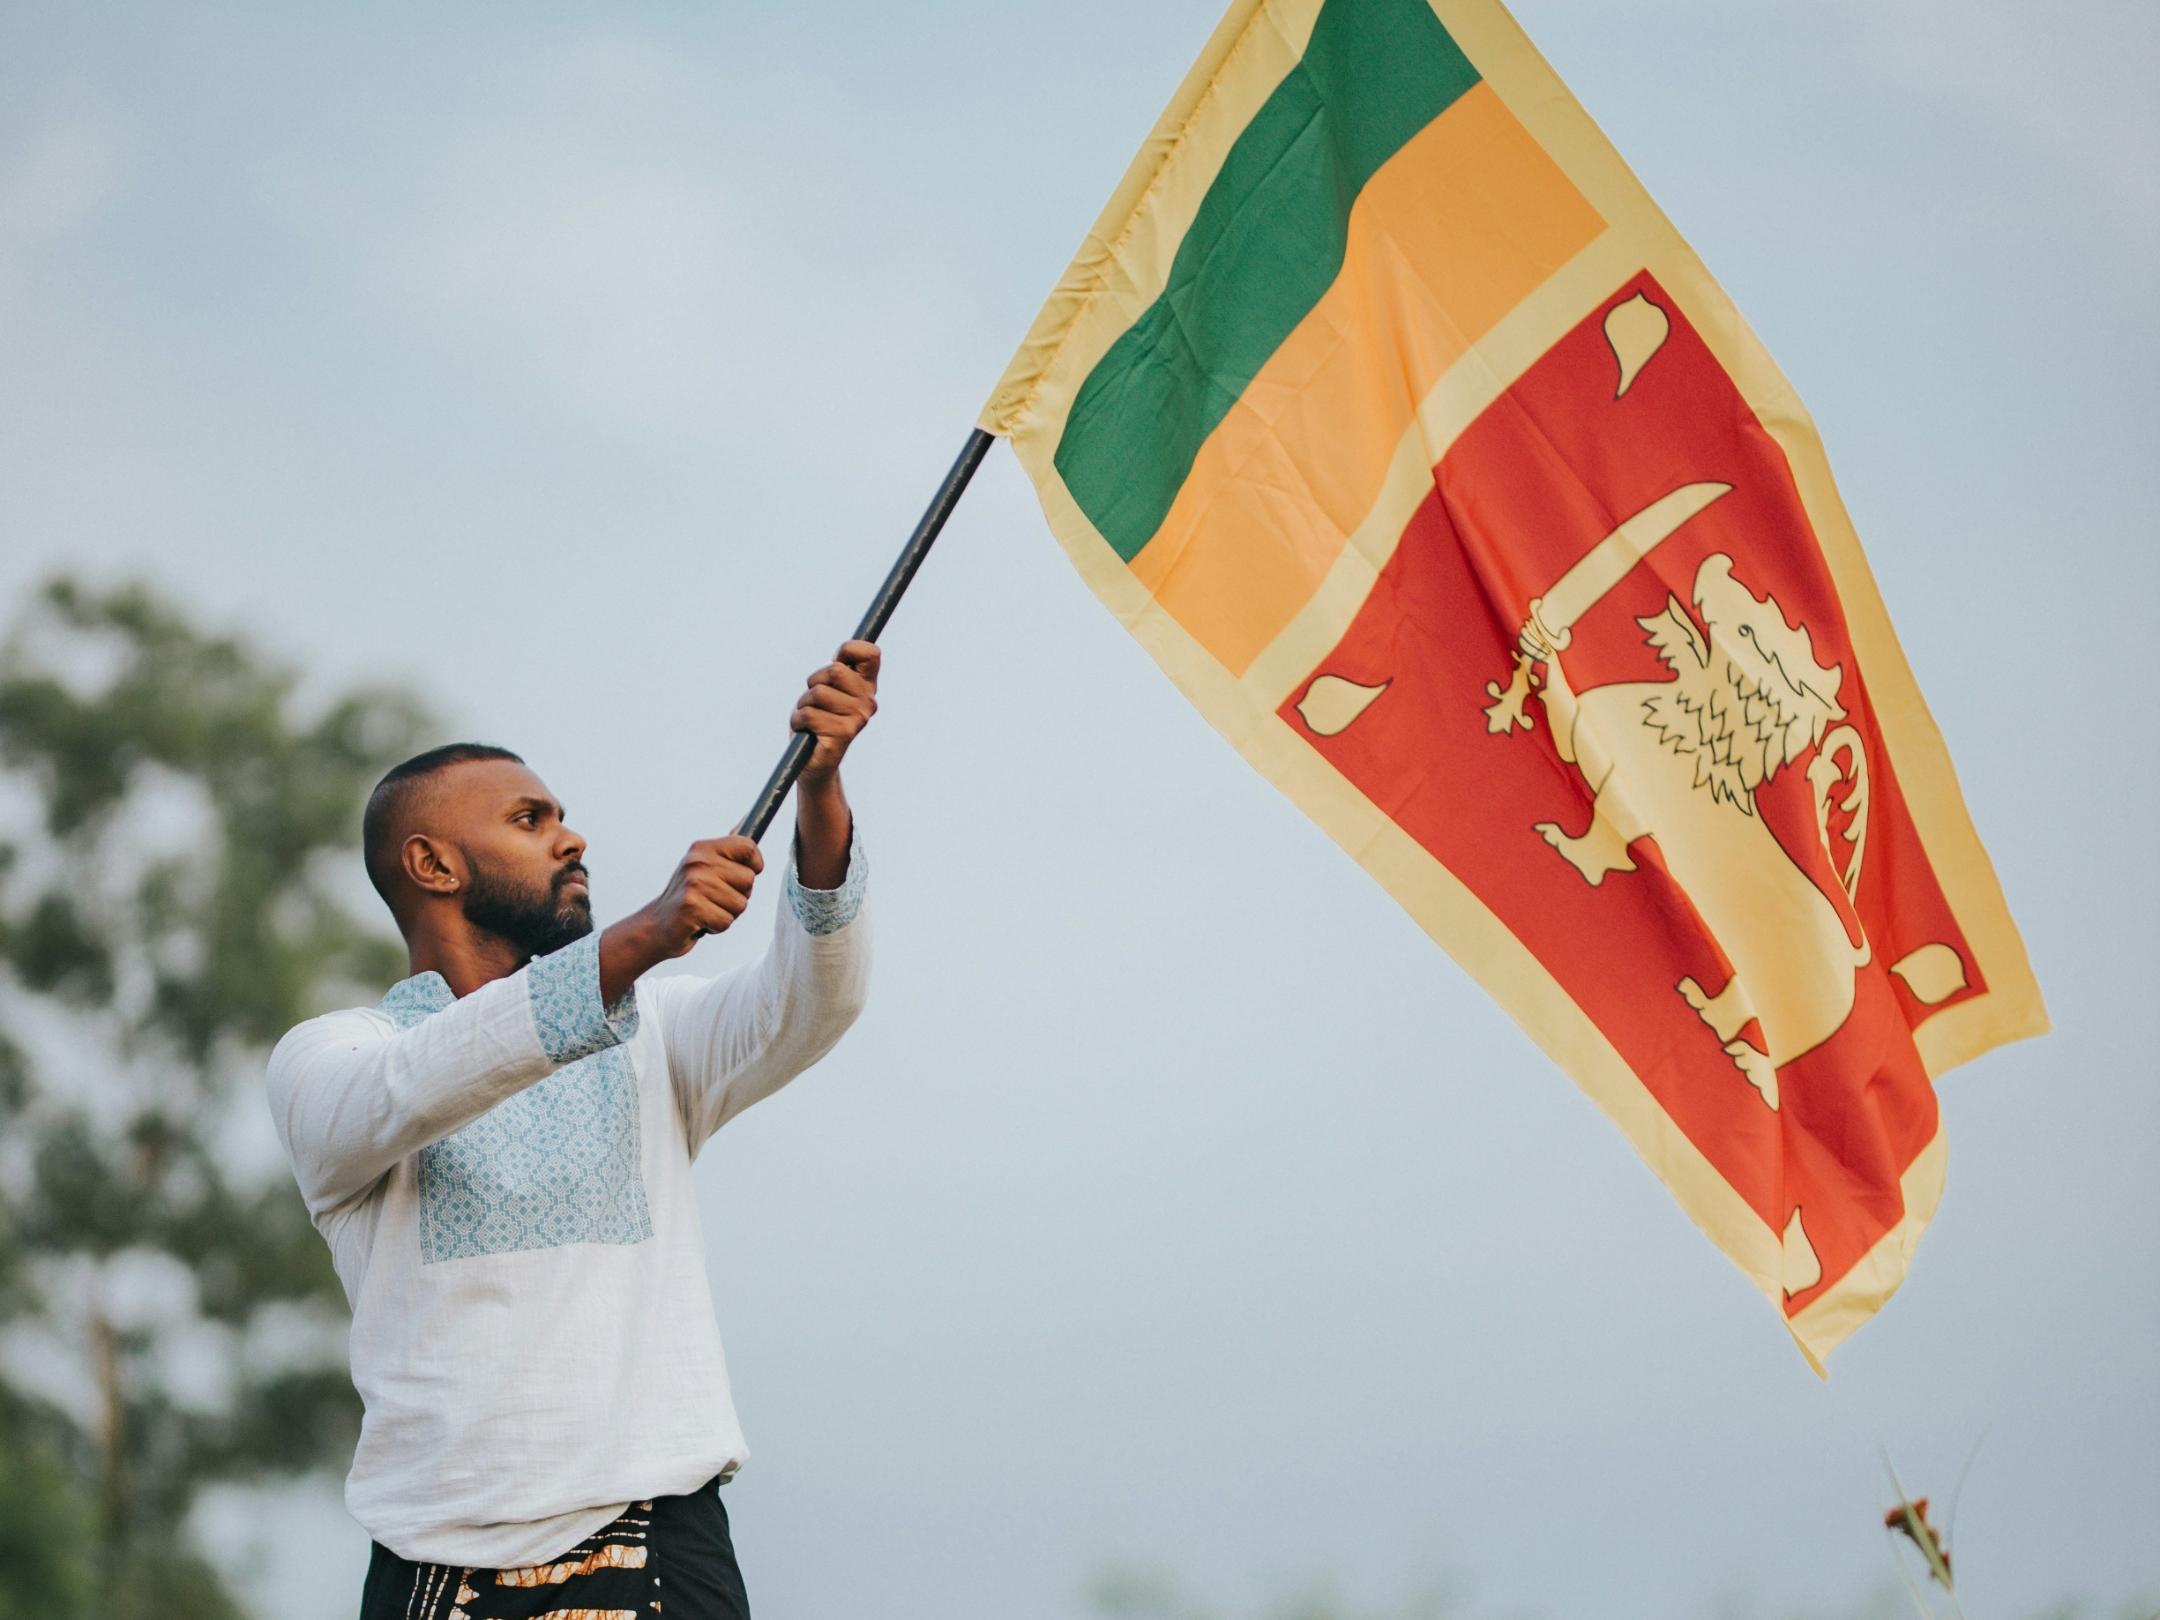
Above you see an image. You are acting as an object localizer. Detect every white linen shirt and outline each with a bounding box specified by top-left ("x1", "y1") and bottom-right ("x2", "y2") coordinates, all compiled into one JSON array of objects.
[{"x1": 265, "y1": 835, "x2": 869, "y2": 1569}]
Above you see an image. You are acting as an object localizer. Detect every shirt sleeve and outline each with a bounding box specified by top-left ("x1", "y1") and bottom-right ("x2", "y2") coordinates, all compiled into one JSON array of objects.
[
  {"x1": 783, "y1": 820, "x2": 870, "y2": 936},
  {"x1": 265, "y1": 932, "x2": 638, "y2": 1217},
  {"x1": 647, "y1": 823, "x2": 872, "y2": 1151}
]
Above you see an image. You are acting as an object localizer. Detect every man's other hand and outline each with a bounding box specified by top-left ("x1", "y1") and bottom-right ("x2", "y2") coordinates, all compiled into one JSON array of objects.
[
  {"x1": 603, "y1": 833, "x2": 765, "y2": 987},
  {"x1": 793, "y1": 640, "x2": 880, "y2": 786},
  {"x1": 658, "y1": 835, "x2": 764, "y2": 950}
]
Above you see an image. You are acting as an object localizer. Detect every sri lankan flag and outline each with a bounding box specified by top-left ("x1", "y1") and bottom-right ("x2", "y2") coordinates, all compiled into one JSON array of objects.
[{"x1": 982, "y1": 0, "x2": 2046, "y2": 1366}]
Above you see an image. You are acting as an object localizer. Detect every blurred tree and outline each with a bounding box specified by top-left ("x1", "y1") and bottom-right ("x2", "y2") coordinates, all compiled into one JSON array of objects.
[{"x1": 0, "y1": 577, "x2": 433, "y2": 1619}]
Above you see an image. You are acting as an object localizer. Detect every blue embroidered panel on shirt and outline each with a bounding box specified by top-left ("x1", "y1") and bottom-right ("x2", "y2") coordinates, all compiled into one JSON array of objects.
[{"x1": 381, "y1": 941, "x2": 653, "y2": 1265}]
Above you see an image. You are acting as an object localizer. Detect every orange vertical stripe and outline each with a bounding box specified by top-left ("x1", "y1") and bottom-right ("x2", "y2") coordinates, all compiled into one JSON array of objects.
[{"x1": 1127, "y1": 82, "x2": 1602, "y2": 673}]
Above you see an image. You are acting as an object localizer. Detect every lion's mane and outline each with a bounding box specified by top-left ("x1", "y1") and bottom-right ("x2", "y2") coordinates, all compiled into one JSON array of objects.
[{"x1": 1636, "y1": 555, "x2": 1846, "y2": 813}]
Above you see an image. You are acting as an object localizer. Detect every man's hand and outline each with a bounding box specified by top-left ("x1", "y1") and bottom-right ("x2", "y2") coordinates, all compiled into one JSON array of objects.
[
  {"x1": 598, "y1": 836, "x2": 764, "y2": 1004},
  {"x1": 592, "y1": 643, "x2": 881, "y2": 1006},
  {"x1": 793, "y1": 640, "x2": 880, "y2": 787},
  {"x1": 791, "y1": 640, "x2": 878, "y2": 891}
]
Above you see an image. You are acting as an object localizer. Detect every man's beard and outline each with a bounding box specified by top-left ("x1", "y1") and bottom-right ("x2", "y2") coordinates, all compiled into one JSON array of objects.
[{"x1": 460, "y1": 854, "x2": 593, "y2": 959}]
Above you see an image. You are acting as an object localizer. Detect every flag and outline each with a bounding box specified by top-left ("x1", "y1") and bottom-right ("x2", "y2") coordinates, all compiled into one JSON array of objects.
[{"x1": 982, "y1": 0, "x2": 2046, "y2": 1365}]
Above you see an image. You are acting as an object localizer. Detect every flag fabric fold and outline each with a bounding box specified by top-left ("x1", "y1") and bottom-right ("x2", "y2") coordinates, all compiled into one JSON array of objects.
[{"x1": 985, "y1": 0, "x2": 2044, "y2": 1366}]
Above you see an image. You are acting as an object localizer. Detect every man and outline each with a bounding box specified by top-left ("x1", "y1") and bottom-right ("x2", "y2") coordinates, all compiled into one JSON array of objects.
[{"x1": 266, "y1": 641, "x2": 884, "y2": 1619}]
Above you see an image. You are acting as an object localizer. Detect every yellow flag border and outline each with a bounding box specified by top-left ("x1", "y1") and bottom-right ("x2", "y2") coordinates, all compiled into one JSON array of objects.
[{"x1": 983, "y1": 0, "x2": 2048, "y2": 1366}]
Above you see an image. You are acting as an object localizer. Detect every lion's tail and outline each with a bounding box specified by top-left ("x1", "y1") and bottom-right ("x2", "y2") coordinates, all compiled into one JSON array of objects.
[{"x1": 1806, "y1": 724, "x2": 1871, "y2": 965}]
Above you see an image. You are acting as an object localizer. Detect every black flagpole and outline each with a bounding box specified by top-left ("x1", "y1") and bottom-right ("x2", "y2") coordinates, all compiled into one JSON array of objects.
[{"x1": 737, "y1": 426, "x2": 996, "y2": 843}]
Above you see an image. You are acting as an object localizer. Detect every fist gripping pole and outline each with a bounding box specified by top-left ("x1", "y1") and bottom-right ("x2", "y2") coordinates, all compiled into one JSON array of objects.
[{"x1": 737, "y1": 427, "x2": 996, "y2": 843}]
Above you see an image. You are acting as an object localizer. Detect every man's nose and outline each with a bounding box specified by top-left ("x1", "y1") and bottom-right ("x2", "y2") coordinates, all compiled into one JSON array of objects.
[{"x1": 557, "y1": 826, "x2": 586, "y2": 863}]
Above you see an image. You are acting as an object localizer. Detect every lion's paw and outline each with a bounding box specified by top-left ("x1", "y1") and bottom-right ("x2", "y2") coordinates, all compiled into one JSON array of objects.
[
  {"x1": 1723, "y1": 1039, "x2": 1780, "y2": 1111},
  {"x1": 1536, "y1": 821, "x2": 1631, "y2": 887},
  {"x1": 1678, "y1": 974, "x2": 1752, "y2": 1043},
  {"x1": 1483, "y1": 655, "x2": 1537, "y2": 734}
]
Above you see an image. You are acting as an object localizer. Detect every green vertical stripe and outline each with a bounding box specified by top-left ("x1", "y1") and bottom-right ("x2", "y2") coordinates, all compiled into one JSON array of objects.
[{"x1": 1054, "y1": 0, "x2": 1479, "y2": 563}]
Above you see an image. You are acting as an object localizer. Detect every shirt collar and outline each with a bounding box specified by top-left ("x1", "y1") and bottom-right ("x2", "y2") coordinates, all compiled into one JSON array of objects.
[{"x1": 379, "y1": 970, "x2": 454, "y2": 1030}]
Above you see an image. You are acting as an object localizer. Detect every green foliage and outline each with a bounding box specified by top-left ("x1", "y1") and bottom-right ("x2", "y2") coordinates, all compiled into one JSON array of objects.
[
  {"x1": 0, "y1": 577, "x2": 434, "y2": 1618},
  {"x1": 0, "y1": 1391, "x2": 98, "y2": 1620}
]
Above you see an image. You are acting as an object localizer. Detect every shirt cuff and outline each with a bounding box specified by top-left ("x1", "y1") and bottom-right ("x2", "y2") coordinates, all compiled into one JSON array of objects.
[
  {"x1": 785, "y1": 823, "x2": 868, "y2": 937},
  {"x1": 526, "y1": 931, "x2": 640, "y2": 1062}
]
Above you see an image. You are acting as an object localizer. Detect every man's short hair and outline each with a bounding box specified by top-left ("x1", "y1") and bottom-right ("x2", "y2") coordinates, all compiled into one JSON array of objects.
[{"x1": 362, "y1": 742, "x2": 524, "y2": 907}]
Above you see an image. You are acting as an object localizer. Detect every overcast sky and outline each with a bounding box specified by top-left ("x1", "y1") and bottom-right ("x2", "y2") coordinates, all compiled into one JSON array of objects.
[{"x1": 2, "y1": 1, "x2": 2155, "y2": 1616}]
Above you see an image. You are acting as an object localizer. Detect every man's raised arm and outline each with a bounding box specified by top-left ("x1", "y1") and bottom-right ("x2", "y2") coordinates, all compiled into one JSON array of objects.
[
  {"x1": 647, "y1": 823, "x2": 870, "y2": 1149},
  {"x1": 265, "y1": 933, "x2": 638, "y2": 1217},
  {"x1": 646, "y1": 638, "x2": 880, "y2": 1146},
  {"x1": 271, "y1": 820, "x2": 766, "y2": 1215}
]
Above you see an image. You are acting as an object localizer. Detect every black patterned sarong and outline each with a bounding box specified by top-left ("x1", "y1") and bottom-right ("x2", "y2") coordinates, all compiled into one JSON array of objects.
[{"x1": 358, "y1": 1476, "x2": 749, "y2": 1619}]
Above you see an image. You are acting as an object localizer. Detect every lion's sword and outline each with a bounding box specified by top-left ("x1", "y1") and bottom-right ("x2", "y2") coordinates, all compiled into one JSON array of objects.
[{"x1": 1484, "y1": 480, "x2": 1732, "y2": 733}]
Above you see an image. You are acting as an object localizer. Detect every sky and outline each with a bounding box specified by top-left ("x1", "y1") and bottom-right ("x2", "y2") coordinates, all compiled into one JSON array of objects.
[{"x1": 2, "y1": 1, "x2": 2156, "y2": 1616}]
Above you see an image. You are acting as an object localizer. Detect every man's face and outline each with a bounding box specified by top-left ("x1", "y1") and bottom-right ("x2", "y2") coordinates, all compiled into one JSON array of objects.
[{"x1": 437, "y1": 760, "x2": 592, "y2": 958}]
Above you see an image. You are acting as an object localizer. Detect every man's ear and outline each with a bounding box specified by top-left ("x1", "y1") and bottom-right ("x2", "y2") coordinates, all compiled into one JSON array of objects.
[{"x1": 402, "y1": 833, "x2": 464, "y2": 897}]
